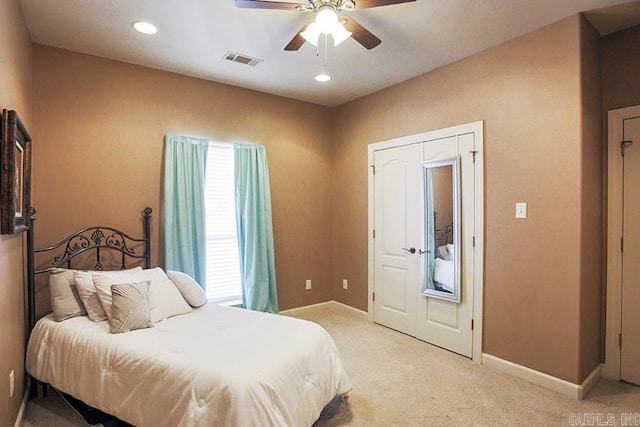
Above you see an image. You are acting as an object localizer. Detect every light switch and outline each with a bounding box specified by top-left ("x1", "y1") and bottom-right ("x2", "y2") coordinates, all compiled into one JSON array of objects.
[{"x1": 515, "y1": 202, "x2": 527, "y2": 219}]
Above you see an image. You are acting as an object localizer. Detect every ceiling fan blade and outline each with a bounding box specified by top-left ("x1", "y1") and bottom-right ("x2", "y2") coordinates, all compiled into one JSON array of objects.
[
  {"x1": 235, "y1": 0, "x2": 307, "y2": 10},
  {"x1": 343, "y1": 16, "x2": 381, "y2": 49},
  {"x1": 351, "y1": 0, "x2": 416, "y2": 9},
  {"x1": 284, "y1": 21, "x2": 312, "y2": 51}
]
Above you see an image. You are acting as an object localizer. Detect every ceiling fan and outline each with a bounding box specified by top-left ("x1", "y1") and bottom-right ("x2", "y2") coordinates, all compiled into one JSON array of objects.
[{"x1": 235, "y1": 0, "x2": 416, "y2": 51}]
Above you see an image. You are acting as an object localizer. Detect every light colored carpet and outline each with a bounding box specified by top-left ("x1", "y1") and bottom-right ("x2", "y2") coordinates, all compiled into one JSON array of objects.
[{"x1": 23, "y1": 303, "x2": 640, "y2": 426}]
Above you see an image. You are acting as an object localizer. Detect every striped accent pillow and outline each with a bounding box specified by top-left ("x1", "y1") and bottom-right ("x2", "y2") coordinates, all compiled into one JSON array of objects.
[{"x1": 109, "y1": 281, "x2": 153, "y2": 334}]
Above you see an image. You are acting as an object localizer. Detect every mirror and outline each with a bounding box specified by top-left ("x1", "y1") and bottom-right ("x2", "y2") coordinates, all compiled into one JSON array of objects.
[{"x1": 421, "y1": 157, "x2": 460, "y2": 303}]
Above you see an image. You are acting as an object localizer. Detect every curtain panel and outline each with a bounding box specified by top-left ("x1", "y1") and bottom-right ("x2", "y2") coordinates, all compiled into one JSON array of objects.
[
  {"x1": 164, "y1": 135, "x2": 209, "y2": 288},
  {"x1": 234, "y1": 143, "x2": 279, "y2": 314}
]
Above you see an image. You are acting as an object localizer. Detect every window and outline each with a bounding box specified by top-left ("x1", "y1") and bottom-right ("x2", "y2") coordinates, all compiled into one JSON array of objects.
[{"x1": 204, "y1": 143, "x2": 242, "y2": 305}]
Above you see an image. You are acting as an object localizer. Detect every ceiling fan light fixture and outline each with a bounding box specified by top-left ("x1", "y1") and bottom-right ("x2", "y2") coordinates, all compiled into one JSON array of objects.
[
  {"x1": 301, "y1": 22, "x2": 321, "y2": 47},
  {"x1": 316, "y1": 8, "x2": 339, "y2": 34},
  {"x1": 302, "y1": 7, "x2": 352, "y2": 47},
  {"x1": 332, "y1": 24, "x2": 352, "y2": 46}
]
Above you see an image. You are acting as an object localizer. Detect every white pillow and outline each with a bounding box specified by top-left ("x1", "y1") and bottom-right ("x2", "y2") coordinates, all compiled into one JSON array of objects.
[
  {"x1": 446, "y1": 243, "x2": 455, "y2": 259},
  {"x1": 93, "y1": 267, "x2": 145, "y2": 320},
  {"x1": 436, "y1": 245, "x2": 451, "y2": 261},
  {"x1": 141, "y1": 267, "x2": 192, "y2": 323},
  {"x1": 74, "y1": 271, "x2": 108, "y2": 322},
  {"x1": 167, "y1": 270, "x2": 208, "y2": 308},
  {"x1": 48, "y1": 268, "x2": 86, "y2": 321}
]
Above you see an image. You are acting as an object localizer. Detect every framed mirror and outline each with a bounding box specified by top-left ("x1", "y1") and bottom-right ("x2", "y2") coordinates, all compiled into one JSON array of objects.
[{"x1": 421, "y1": 157, "x2": 460, "y2": 303}]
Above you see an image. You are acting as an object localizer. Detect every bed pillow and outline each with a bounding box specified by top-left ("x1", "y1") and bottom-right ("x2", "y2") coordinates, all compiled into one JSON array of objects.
[
  {"x1": 436, "y1": 245, "x2": 451, "y2": 261},
  {"x1": 49, "y1": 268, "x2": 86, "y2": 321},
  {"x1": 109, "y1": 281, "x2": 153, "y2": 334},
  {"x1": 446, "y1": 244, "x2": 455, "y2": 260},
  {"x1": 141, "y1": 268, "x2": 192, "y2": 322},
  {"x1": 167, "y1": 270, "x2": 208, "y2": 308},
  {"x1": 93, "y1": 267, "x2": 145, "y2": 320},
  {"x1": 74, "y1": 271, "x2": 108, "y2": 322}
]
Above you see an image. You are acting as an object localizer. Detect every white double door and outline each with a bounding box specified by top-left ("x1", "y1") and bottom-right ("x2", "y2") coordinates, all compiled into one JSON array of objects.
[{"x1": 372, "y1": 133, "x2": 477, "y2": 358}]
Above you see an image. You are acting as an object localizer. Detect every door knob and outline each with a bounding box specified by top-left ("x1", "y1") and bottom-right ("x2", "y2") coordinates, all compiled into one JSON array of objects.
[{"x1": 402, "y1": 247, "x2": 416, "y2": 254}]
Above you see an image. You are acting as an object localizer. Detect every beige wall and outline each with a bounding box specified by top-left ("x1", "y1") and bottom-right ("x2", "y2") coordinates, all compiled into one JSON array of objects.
[
  {"x1": 18, "y1": 12, "x2": 634, "y2": 402},
  {"x1": 578, "y1": 17, "x2": 603, "y2": 382},
  {"x1": 331, "y1": 15, "x2": 601, "y2": 384},
  {"x1": 0, "y1": 1, "x2": 32, "y2": 425},
  {"x1": 603, "y1": 24, "x2": 640, "y2": 112},
  {"x1": 431, "y1": 166, "x2": 454, "y2": 235},
  {"x1": 31, "y1": 45, "x2": 333, "y2": 312}
]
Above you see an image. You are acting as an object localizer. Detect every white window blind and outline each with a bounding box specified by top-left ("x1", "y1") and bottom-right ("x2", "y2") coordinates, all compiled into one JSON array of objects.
[{"x1": 204, "y1": 143, "x2": 242, "y2": 305}]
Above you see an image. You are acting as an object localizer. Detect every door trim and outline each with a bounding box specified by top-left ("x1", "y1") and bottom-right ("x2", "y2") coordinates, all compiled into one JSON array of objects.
[
  {"x1": 605, "y1": 105, "x2": 640, "y2": 380},
  {"x1": 367, "y1": 121, "x2": 484, "y2": 363}
]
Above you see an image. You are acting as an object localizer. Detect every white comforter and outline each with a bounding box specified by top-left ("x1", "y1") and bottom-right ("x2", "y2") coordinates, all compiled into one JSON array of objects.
[{"x1": 26, "y1": 304, "x2": 352, "y2": 427}]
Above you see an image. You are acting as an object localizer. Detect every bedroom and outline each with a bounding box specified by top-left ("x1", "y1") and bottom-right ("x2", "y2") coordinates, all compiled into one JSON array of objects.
[{"x1": 2, "y1": 0, "x2": 640, "y2": 425}]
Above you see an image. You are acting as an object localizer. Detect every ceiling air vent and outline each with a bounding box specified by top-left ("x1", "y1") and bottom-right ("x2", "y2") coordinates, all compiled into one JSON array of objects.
[{"x1": 223, "y1": 52, "x2": 263, "y2": 67}]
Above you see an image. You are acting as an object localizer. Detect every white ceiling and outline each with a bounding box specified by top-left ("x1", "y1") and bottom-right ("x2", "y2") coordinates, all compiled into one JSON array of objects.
[{"x1": 18, "y1": 0, "x2": 640, "y2": 107}]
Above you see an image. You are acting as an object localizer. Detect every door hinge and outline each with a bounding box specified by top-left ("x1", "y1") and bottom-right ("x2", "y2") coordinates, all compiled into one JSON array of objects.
[
  {"x1": 621, "y1": 140, "x2": 633, "y2": 157},
  {"x1": 619, "y1": 333, "x2": 622, "y2": 348},
  {"x1": 471, "y1": 319, "x2": 474, "y2": 331},
  {"x1": 472, "y1": 236, "x2": 475, "y2": 247},
  {"x1": 621, "y1": 237, "x2": 624, "y2": 252},
  {"x1": 372, "y1": 292, "x2": 375, "y2": 301},
  {"x1": 370, "y1": 164, "x2": 376, "y2": 175},
  {"x1": 470, "y1": 150, "x2": 478, "y2": 163},
  {"x1": 373, "y1": 229, "x2": 376, "y2": 239}
]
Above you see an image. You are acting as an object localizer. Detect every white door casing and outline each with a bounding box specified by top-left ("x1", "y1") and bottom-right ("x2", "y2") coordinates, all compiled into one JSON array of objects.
[
  {"x1": 605, "y1": 105, "x2": 640, "y2": 381},
  {"x1": 367, "y1": 122, "x2": 484, "y2": 362}
]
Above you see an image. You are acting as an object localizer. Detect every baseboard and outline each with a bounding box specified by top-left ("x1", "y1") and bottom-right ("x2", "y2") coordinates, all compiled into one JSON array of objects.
[
  {"x1": 280, "y1": 300, "x2": 368, "y2": 320},
  {"x1": 14, "y1": 386, "x2": 29, "y2": 427},
  {"x1": 482, "y1": 354, "x2": 602, "y2": 400},
  {"x1": 331, "y1": 300, "x2": 369, "y2": 319},
  {"x1": 280, "y1": 301, "x2": 335, "y2": 315},
  {"x1": 578, "y1": 363, "x2": 603, "y2": 400}
]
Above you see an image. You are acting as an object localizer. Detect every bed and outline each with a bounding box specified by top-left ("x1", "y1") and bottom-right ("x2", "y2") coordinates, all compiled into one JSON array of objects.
[
  {"x1": 25, "y1": 207, "x2": 352, "y2": 426},
  {"x1": 433, "y1": 247, "x2": 454, "y2": 293},
  {"x1": 432, "y1": 215, "x2": 455, "y2": 294}
]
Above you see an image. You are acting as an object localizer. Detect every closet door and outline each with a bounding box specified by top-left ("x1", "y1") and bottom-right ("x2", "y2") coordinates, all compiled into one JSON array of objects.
[
  {"x1": 369, "y1": 122, "x2": 483, "y2": 360},
  {"x1": 415, "y1": 134, "x2": 475, "y2": 358},
  {"x1": 372, "y1": 143, "x2": 422, "y2": 336}
]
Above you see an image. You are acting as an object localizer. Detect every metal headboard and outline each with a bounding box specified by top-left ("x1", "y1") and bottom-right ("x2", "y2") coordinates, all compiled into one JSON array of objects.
[
  {"x1": 26, "y1": 207, "x2": 152, "y2": 337},
  {"x1": 433, "y1": 211, "x2": 454, "y2": 247}
]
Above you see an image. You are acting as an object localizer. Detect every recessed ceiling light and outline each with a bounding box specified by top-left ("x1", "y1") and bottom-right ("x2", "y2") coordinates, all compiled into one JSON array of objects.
[
  {"x1": 133, "y1": 21, "x2": 157, "y2": 35},
  {"x1": 315, "y1": 74, "x2": 331, "y2": 82}
]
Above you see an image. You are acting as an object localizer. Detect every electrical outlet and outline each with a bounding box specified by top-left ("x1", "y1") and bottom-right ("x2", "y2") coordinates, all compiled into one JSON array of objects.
[
  {"x1": 305, "y1": 279, "x2": 312, "y2": 290},
  {"x1": 342, "y1": 279, "x2": 348, "y2": 290},
  {"x1": 9, "y1": 370, "x2": 14, "y2": 398}
]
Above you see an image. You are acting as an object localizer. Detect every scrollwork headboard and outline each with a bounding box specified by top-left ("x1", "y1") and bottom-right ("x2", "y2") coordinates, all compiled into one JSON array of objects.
[{"x1": 25, "y1": 207, "x2": 152, "y2": 337}]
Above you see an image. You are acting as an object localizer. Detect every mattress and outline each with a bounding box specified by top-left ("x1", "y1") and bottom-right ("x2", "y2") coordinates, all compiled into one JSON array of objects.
[{"x1": 26, "y1": 303, "x2": 352, "y2": 426}]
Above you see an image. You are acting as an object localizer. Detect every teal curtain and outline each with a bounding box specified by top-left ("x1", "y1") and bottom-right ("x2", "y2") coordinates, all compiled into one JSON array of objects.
[
  {"x1": 426, "y1": 169, "x2": 435, "y2": 291},
  {"x1": 164, "y1": 135, "x2": 209, "y2": 288},
  {"x1": 234, "y1": 143, "x2": 279, "y2": 313}
]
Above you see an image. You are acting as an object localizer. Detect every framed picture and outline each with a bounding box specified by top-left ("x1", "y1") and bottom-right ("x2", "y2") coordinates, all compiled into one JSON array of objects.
[{"x1": 1, "y1": 109, "x2": 32, "y2": 235}]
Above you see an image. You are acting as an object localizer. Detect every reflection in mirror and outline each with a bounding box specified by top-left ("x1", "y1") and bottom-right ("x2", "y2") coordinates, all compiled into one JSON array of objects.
[{"x1": 421, "y1": 157, "x2": 460, "y2": 303}]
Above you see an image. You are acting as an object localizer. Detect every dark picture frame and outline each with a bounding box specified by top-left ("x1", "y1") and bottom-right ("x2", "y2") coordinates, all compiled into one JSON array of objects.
[{"x1": 1, "y1": 109, "x2": 32, "y2": 235}]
